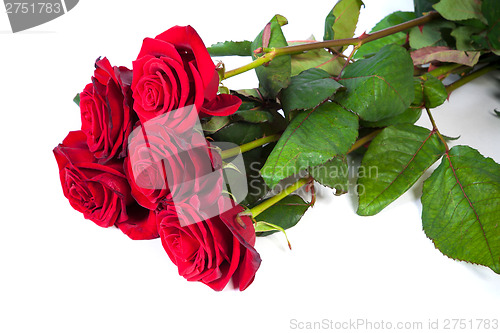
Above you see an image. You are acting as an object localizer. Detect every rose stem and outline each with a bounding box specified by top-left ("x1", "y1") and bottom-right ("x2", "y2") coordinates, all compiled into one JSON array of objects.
[
  {"x1": 220, "y1": 134, "x2": 281, "y2": 159},
  {"x1": 427, "y1": 63, "x2": 464, "y2": 79},
  {"x1": 347, "y1": 129, "x2": 382, "y2": 153},
  {"x1": 445, "y1": 65, "x2": 498, "y2": 95},
  {"x1": 250, "y1": 177, "x2": 311, "y2": 218},
  {"x1": 223, "y1": 11, "x2": 441, "y2": 80},
  {"x1": 424, "y1": 64, "x2": 499, "y2": 151}
]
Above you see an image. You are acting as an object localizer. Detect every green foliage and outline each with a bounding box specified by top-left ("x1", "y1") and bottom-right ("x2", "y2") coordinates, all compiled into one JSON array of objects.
[
  {"x1": 255, "y1": 194, "x2": 310, "y2": 236},
  {"x1": 73, "y1": 93, "x2": 80, "y2": 106},
  {"x1": 281, "y1": 68, "x2": 345, "y2": 117},
  {"x1": 357, "y1": 124, "x2": 446, "y2": 216},
  {"x1": 422, "y1": 146, "x2": 500, "y2": 274},
  {"x1": 211, "y1": 122, "x2": 268, "y2": 146},
  {"x1": 409, "y1": 21, "x2": 455, "y2": 49},
  {"x1": 414, "y1": 0, "x2": 439, "y2": 17},
  {"x1": 289, "y1": 41, "x2": 344, "y2": 76},
  {"x1": 202, "y1": 116, "x2": 230, "y2": 134},
  {"x1": 451, "y1": 25, "x2": 483, "y2": 50},
  {"x1": 324, "y1": 0, "x2": 363, "y2": 52},
  {"x1": 433, "y1": 0, "x2": 485, "y2": 22},
  {"x1": 354, "y1": 11, "x2": 416, "y2": 59},
  {"x1": 207, "y1": 40, "x2": 252, "y2": 56},
  {"x1": 360, "y1": 107, "x2": 422, "y2": 128},
  {"x1": 482, "y1": 0, "x2": 500, "y2": 52},
  {"x1": 310, "y1": 156, "x2": 349, "y2": 195},
  {"x1": 251, "y1": 15, "x2": 291, "y2": 99},
  {"x1": 261, "y1": 102, "x2": 358, "y2": 188},
  {"x1": 417, "y1": 73, "x2": 448, "y2": 108},
  {"x1": 336, "y1": 44, "x2": 415, "y2": 121}
]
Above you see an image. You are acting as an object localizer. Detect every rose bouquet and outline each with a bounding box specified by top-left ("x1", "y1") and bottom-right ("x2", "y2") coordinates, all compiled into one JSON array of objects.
[{"x1": 54, "y1": 0, "x2": 500, "y2": 291}]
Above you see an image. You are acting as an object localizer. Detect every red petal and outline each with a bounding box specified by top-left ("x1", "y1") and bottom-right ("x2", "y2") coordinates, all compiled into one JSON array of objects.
[
  {"x1": 155, "y1": 26, "x2": 215, "y2": 89},
  {"x1": 200, "y1": 94, "x2": 242, "y2": 117},
  {"x1": 117, "y1": 207, "x2": 159, "y2": 240}
]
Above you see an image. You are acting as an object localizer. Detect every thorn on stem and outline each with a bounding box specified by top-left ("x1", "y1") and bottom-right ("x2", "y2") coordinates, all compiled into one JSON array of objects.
[{"x1": 359, "y1": 31, "x2": 369, "y2": 40}]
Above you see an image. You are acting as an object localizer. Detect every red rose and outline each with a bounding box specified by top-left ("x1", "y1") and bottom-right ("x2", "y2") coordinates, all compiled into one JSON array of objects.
[
  {"x1": 80, "y1": 57, "x2": 134, "y2": 162},
  {"x1": 125, "y1": 115, "x2": 223, "y2": 210},
  {"x1": 53, "y1": 131, "x2": 157, "y2": 240},
  {"x1": 131, "y1": 25, "x2": 241, "y2": 122},
  {"x1": 157, "y1": 197, "x2": 261, "y2": 291}
]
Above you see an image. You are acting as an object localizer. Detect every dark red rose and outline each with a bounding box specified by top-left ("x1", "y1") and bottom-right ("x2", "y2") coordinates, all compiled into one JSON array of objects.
[
  {"x1": 80, "y1": 57, "x2": 134, "y2": 162},
  {"x1": 53, "y1": 131, "x2": 157, "y2": 240},
  {"x1": 157, "y1": 197, "x2": 261, "y2": 291},
  {"x1": 131, "y1": 25, "x2": 241, "y2": 122},
  {"x1": 125, "y1": 115, "x2": 223, "y2": 210}
]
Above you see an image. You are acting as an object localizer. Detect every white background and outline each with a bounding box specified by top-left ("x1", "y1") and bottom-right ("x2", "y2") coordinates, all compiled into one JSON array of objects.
[{"x1": 1, "y1": 1, "x2": 499, "y2": 332}]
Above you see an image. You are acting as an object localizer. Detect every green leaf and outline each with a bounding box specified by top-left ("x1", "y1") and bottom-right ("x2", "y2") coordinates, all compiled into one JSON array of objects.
[
  {"x1": 360, "y1": 107, "x2": 422, "y2": 128},
  {"x1": 354, "y1": 11, "x2": 416, "y2": 59},
  {"x1": 211, "y1": 122, "x2": 268, "y2": 146},
  {"x1": 310, "y1": 156, "x2": 349, "y2": 195},
  {"x1": 281, "y1": 68, "x2": 345, "y2": 117},
  {"x1": 261, "y1": 102, "x2": 359, "y2": 188},
  {"x1": 289, "y1": 41, "x2": 344, "y2": 76},
  {"x1": 419, "y1": 73, "x2": 448, "y2": 108},
  {"x1": 235, "y1": 89, "x2": 263, "y2": 101},
  {"x1": 255, "y1": 194, "x2": 310, "y2": 236},
  {"x1": 73, "y1": 93, "x2": 80, "y2": 106},
  {"x1": 409, "y1": 21, "x2": 455, "y2": 49},
  {"x1": 433, "y1": 0, "x2": 485, "y2": 22},
  {"x1": 441, "y1": 133, "x2": 461, "y2": 141},
  {"x1": 324, "y1": 0, "x2": 364, "y2": 51},
  {"x1": 494, "y1": 109, "x2": 500, "y2": 117},
  {"x1": 414, "y1": 0, "x2": 439, "y2": 17},
  {"x1": 207, "y1": 40, "x2": 252, "y2": 57},
  {"x1": 254, "y1": 221, "x2": 292, "y2": 249},
  {"x1": 336, "y1": 44, "x2": 415, "y2": 122},
  {"x1": 451, "y1": 25, "x2": 483, "y2": 50},
  {"x1": 422, "y1": 145, "x2": 500, "y2": 274},
  {"x1": 251, "y1": 15, "x2": 291, "y2": 99},
  {"x1": 232, "y1": 109, "x2": 274, "y2": 123},
  {"x1": 412, "y1": 77, "x2": 425, "y2": 106},
  {"x1": 202, "y1": 116, "x2": 230, "y2": 134},
  {"x1": 357, "y1": 124, "x2": 446, "y2": 215},
  {"x1": 482, "y1": 0, "x2": 500, "y2": 52},
  {"x1": 411, "y1": 46, "x2": 481, "y2": 66}
]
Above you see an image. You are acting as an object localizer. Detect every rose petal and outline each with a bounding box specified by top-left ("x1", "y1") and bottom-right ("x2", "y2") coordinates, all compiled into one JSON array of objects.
[
  {"x1": 155, "y1": 26, "x2": 215, "y2": 88},
  {"x1": 200, "y1": 94, "x2": 242, "y2": 117}
]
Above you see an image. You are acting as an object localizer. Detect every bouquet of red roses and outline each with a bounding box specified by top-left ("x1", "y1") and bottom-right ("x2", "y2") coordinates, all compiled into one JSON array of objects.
[{"x1": 54, "y1": 0, "x2": 500, "y2": 291}]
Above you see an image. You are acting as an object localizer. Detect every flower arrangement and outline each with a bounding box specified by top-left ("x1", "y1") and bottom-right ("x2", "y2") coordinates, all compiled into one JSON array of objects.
[{"x1": 54, "y1": 0, "x2": 500, "y2": 291}]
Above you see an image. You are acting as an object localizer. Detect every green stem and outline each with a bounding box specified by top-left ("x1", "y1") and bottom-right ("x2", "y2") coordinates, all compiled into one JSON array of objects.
[
  {"x1": 425, "y1": 106, "x2": 449, "y2": 152},
  {"x1": 347, "y1": 130, "x2": 382, "y2": 153},
  {"x1": 221, "y1": 134, "x2": 281, "y2": 159},
  {"x1": 426, "y1": 65, "x2": 498, "y2": 151},
  {"x1": 250, "y1": 177, "x2": 310, "y2": 218},
  {"x1": 224, "y1": 50, "x2": 277, "y2": 79},
  {"x1": 427, "y1": 63, "x2": 464, "y2": 79},
  {"x1": 446, "y1": 65, "x2": 498, "y2": 95},
  {"x1": 223, "y1": 11, "x2": 441, "y2": 80}
]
